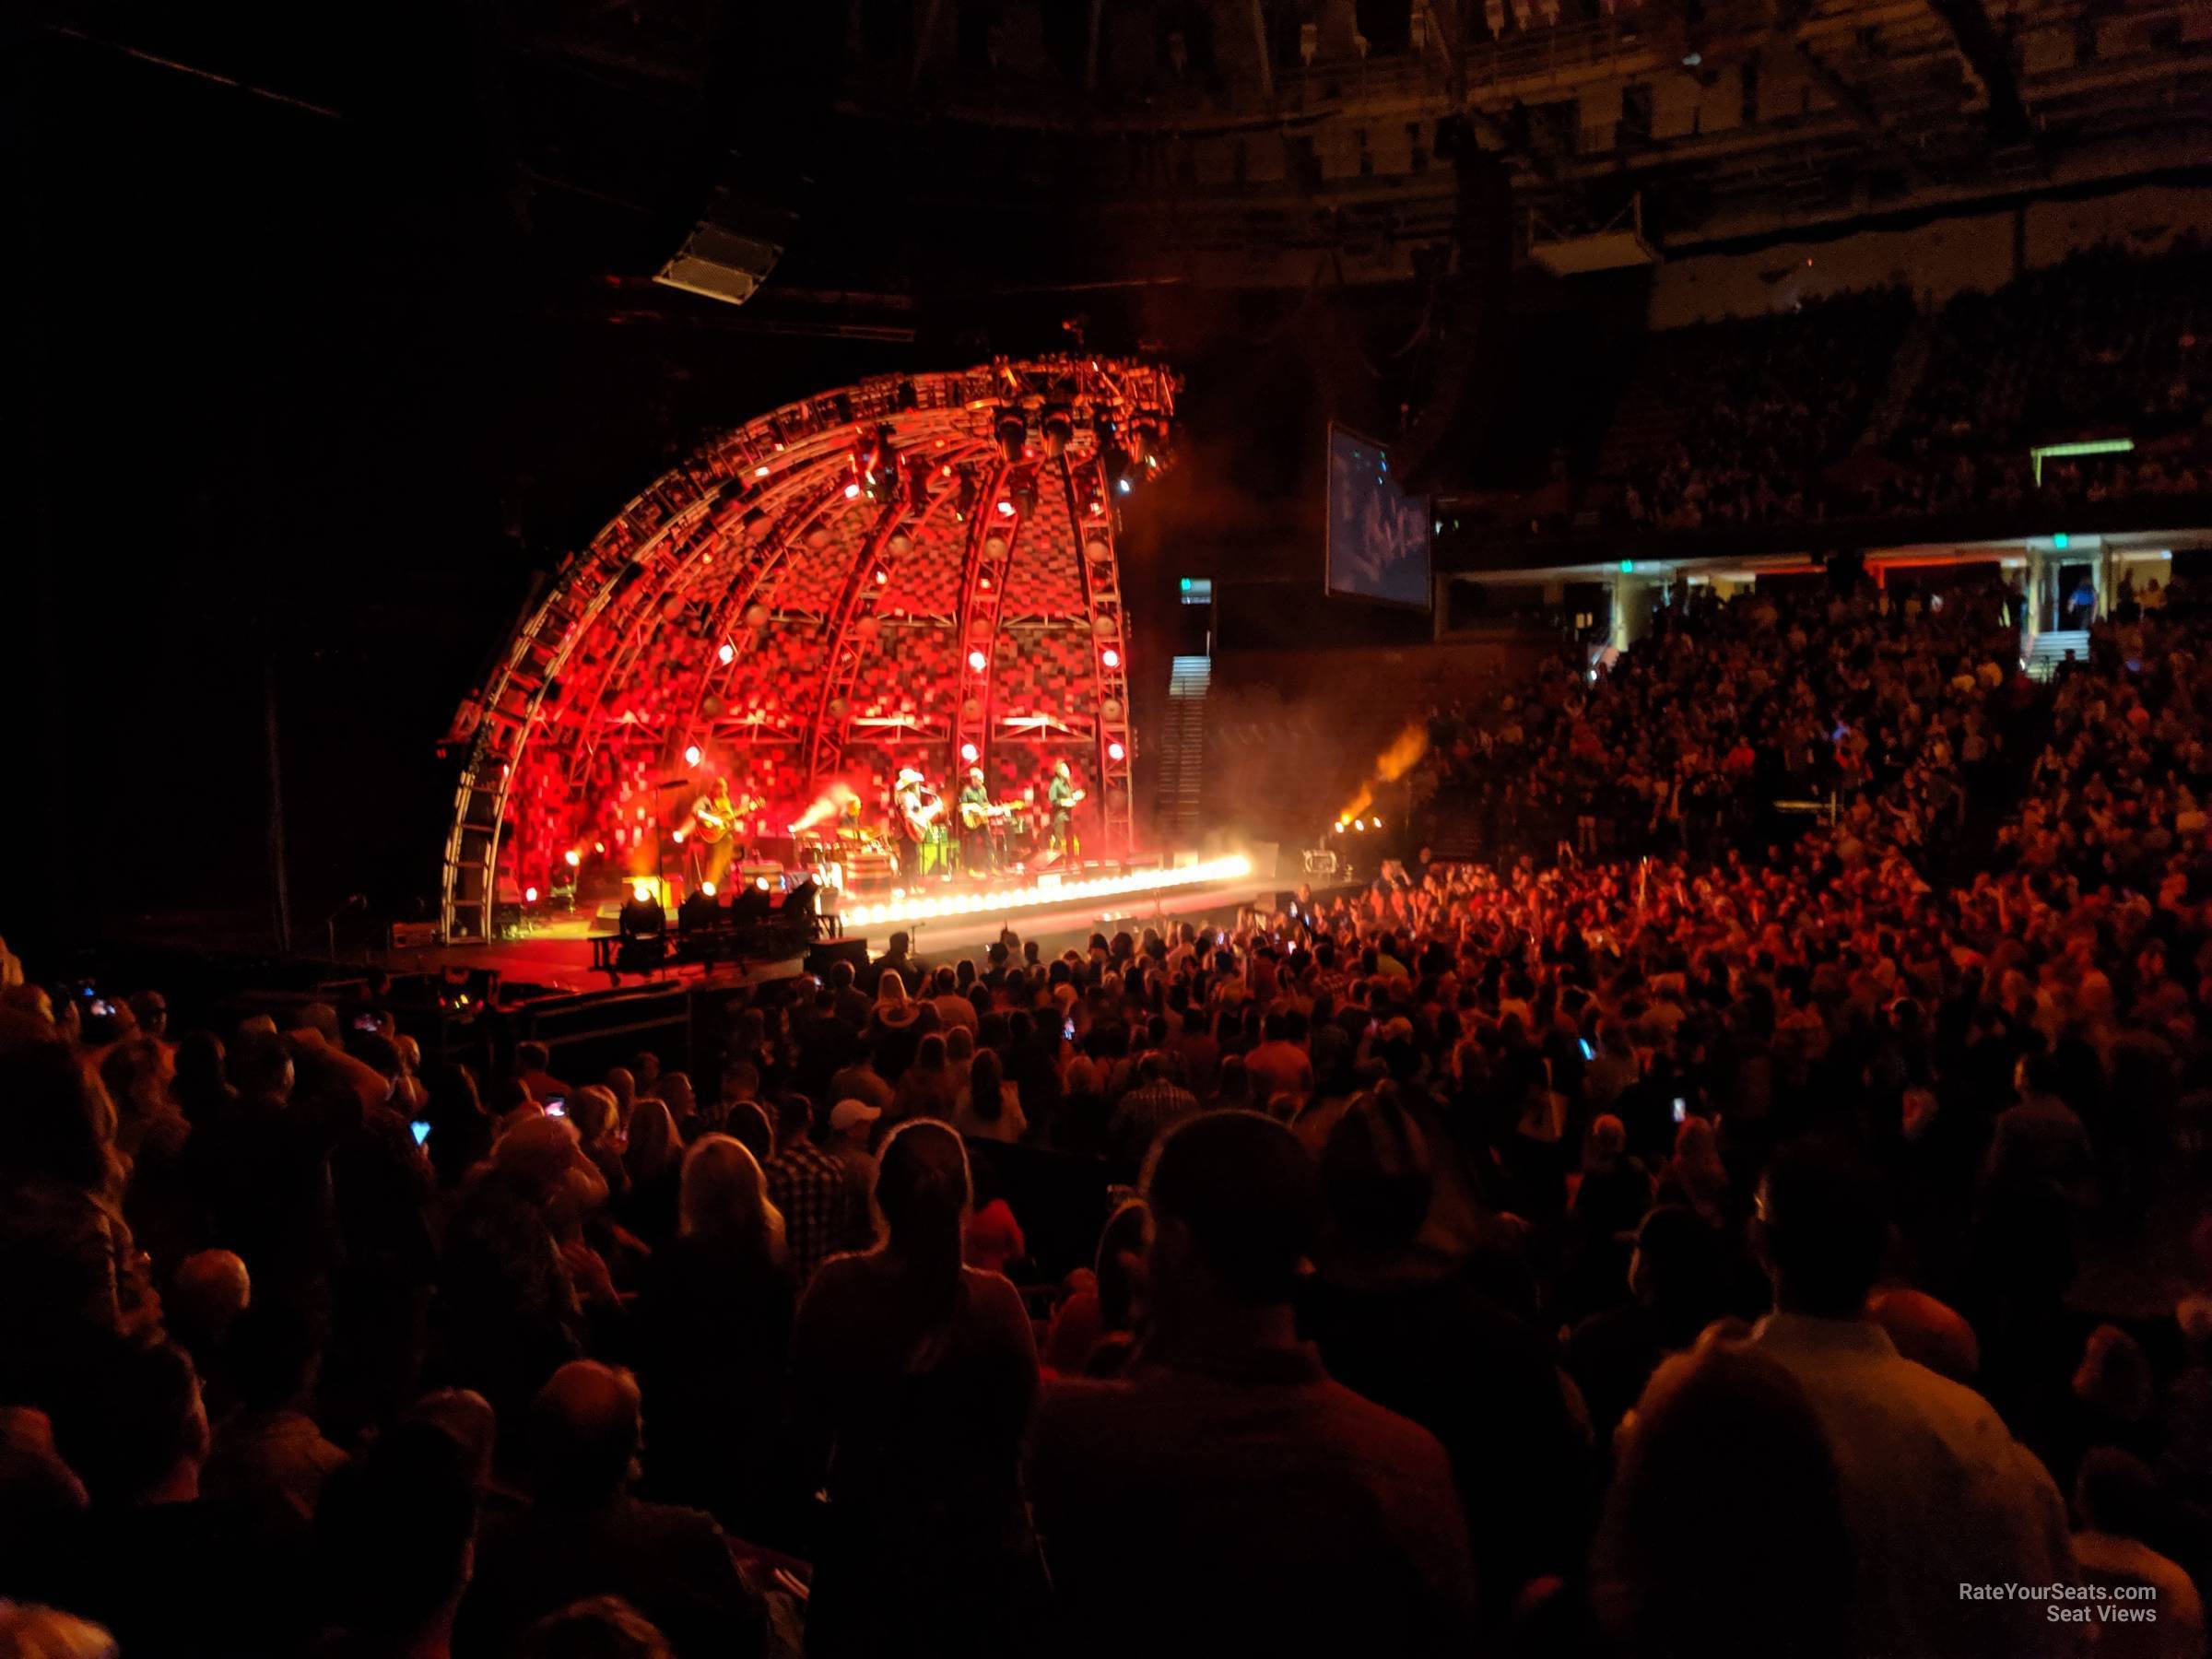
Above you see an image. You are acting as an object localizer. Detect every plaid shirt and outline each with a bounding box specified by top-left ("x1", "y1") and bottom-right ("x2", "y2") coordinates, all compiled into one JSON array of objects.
[
  {"x1": 766, "y1": 1138, "x2": 863, "y2": 1289},
  {"x1": 1109, "y1": 1081, "x2": 1199, "y2": 1163}
]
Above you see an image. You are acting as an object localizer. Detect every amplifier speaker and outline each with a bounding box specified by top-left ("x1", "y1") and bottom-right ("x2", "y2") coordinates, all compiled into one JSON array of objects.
[{"x1": 806, "y1": 938, "x2": 871, "y2": 976}]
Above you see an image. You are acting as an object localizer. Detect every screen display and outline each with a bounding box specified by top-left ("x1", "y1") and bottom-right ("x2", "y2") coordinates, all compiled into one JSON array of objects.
[{"x1": 1326, "y1": 424, "x2": 1431, "y2": 609}]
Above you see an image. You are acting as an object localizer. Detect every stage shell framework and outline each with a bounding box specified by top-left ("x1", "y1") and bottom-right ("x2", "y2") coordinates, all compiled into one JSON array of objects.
[{"x1": 440, "y1": 357, "x2": 1180, "y2": 942}]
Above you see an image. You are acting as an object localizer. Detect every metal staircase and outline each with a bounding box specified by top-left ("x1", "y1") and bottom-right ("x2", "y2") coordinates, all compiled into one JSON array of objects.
[
  {"x1": 2026, "y1": 629, "x2": 2089, "y2": 681},
  {"x1": 1157, "y1": 655, "x2": 1212, "y2": 844}
]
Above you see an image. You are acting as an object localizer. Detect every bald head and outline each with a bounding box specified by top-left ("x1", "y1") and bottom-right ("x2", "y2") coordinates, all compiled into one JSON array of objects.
[
  {"x1": 529, "y1": 1361, "x2": 641, "y2": 1504},
  {"x1": 169, "y1": 1251, "x2": 252, "y2": 1359}
]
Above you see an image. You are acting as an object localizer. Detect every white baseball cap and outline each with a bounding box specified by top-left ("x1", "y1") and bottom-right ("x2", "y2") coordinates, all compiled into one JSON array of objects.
[{"x1": 830, "y1": 1098, "x2": 882, "y2": 1132}]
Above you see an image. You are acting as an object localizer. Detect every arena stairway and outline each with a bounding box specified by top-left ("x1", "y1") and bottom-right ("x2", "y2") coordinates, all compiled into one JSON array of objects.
[
  {"x1": 1859, "y1": 311, "x2": 1936, "y2": 449},
  {"x1": 1594, "y1": 345, "x2": 1682, "y2": 479},
  {"x1": 1157, "y1": 655, "x2": 1212, "y2": 843},
  {"x1": 2026, "y1": 629, "x2": 2090, "y2": 681}
]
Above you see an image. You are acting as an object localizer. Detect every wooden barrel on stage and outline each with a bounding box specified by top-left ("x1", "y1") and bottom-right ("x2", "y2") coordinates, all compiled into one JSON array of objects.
[{"x1": 843, "y1": 850, "x2": 899, "y2": 899}]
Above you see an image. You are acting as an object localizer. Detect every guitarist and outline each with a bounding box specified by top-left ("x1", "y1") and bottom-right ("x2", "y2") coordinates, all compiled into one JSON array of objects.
[
  {"x1": 893, "y1": 767, "x2": 943, "y2": 877},
  {"x1": 1046, "y1": 760, "x2": 1086, "y2": 860},
  {"x1": 958, "y1": 765, "x2": 998, "y2": 877},
  {"x1": 687, "y1": 775, "x2": 757, "y2": 890}
]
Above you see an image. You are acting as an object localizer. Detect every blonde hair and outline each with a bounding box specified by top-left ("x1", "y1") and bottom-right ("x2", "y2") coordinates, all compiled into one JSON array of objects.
[
  {"x1": 569, "y1": 1084, "x2": 618, "y2": 1145},
  {"x1": 678, "y1": 1135, "x2": 785, "y2": 1263}
]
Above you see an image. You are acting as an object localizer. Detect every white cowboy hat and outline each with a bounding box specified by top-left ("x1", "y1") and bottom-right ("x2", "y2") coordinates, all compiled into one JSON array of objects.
[{"x1": 896, "y1": 767, "x2": 924, "y2": 784}]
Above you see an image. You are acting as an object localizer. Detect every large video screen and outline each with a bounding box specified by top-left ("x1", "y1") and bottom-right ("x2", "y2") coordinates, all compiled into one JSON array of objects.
[{"x1": 1325, "y1": 424, "x2": 1432, "y2": 609}]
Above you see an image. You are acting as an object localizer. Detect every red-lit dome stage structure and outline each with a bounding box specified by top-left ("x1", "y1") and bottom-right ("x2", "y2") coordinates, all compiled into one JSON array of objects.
[{"x1": 440, "y1": 358, "x2": 1185, "y2": 944}]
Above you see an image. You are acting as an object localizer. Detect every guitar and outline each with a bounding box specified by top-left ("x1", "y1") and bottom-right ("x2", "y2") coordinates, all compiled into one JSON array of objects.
[
  {"x1": 900, "y1": 791, "x2": 944, "y2": 841},
  {"x1": 691, "y1": 794, "x2": 762, "y2": 844},
  {"x1": 959, "y1": 800, "x2": 1019, "y2": 830}
]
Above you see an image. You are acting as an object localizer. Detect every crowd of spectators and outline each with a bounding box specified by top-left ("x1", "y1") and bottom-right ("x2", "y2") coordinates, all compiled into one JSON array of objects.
[
  {"x1": 1609, "y1": 288, "x2": 1912, "y2": 535},
  {"x1": 11, "y1": 568, "x2": 2212, "y2": 1656},
  {"x1": 1418, "y1": 571, "x2": 2030, "y2": 878},
  {"x1": 1560, "y1": 238, "x2": 2212, "y2": 540}
]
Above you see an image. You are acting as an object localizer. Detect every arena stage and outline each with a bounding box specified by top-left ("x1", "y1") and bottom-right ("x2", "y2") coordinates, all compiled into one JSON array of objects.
[{"x1": 391, "y1": 853, "x2": 1283, "y2": 994}]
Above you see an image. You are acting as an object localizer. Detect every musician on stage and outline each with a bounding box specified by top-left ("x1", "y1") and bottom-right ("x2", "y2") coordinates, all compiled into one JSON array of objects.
[
  {"x1": 685, "y1": 775, "x2": 751, "y2": 889},
  {"x1": 893, "y1": 767, "x2": 944, "y2": 877},
  {"x1": 958, "y1": 765, "x2": 997, "y2": 876},
  {"x1": 1047, "y1": 759, "x2": 1086, "y2": 859}
]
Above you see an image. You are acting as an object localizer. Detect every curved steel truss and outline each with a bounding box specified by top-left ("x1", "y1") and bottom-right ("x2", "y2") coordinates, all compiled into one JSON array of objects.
[{"x1": 441, "y1": 357, "x2": 1179, "y2": 940}]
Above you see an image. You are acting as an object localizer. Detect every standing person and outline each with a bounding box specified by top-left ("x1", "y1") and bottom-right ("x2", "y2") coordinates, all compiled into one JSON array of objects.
[
  {"x1": 630, "y1": 1136, "x2": 794, "y2": 1540},
  {"x1": 1028, "y1": 1112, "x2": 1478, "y2": 1658},
  {"x1": 788, "y1": 1123, "x2": 1046, "y2": 1658},
  {"x1": 891, "y1": 770, "x2": 943, "y2": 880},
  {"x1": 957, "y1": 767, "x2": 997, "y2": 877},
  {"x1": 685, "y1": 776, "x2": 754, "y2": 892},
  {"x1": 1747, "y1": 1140, "x2": 2079, "y2": 1659},
  {"x1": 1045, "y1": 761, "x2": 1085, "y2": 861},
  {"x1": 762, "y1": 1096, "x2": 863, "y2": 1293}
]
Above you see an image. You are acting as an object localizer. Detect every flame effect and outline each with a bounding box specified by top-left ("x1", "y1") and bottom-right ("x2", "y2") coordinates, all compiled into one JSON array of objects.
[{"x1": 1337, "y1": 723, "x2": 1429, "y2": 824}]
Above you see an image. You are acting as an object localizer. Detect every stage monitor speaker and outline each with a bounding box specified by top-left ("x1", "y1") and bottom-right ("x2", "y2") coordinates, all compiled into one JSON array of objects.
[{"x1": 806, "y1": 938, "x2": 870, "y2": 977}]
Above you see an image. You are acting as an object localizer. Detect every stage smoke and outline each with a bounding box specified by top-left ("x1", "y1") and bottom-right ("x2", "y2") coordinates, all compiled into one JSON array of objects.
[
  {"x1": 790, "y1": 782, "x2": 861, "y2": 833},
  {"x1": 1337, "y1": 723, "x2": 1429, "y2": 823}
]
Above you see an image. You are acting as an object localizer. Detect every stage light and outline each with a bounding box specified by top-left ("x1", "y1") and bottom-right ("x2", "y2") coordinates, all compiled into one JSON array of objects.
[
  {"x1": 1131, "y1": 418, "x2": 1162, "y2": 467},
  {"x1": 2053, "y1": 532, "x2": 2071, "y2": 549},
  {"x1": 979, "y1": 576, "x2": 991, "y2": 590},
  {"x1": 564, "y1": 849, "x2": 582, "y2": 867},
  {"x1": 633, "y1": 881, "x2": 653, "y2": 903},
  {"x1": 594, "y1": 841, "x2": 606, "y2": 853},
  {"x1": 1100, "y1": 647, "x2": 1120, "y2": 669},
  {"x1": 844, "y1": 482, "x2": 862, "y2": 500},
  {"x1": 524, "y1": 886, "x2": 538, "y2": 903},
  {"x1": 1107, "y1": 740, "x2": 1125, "y2": 760},
  {"x1": 757, "y1": 877, "x2": 770, "y2": 890},
  {"x1": 940, "y1": 464, "x2": 954, "y2": 478},
  {"x1": 996, "y1": 500, "x2": 1015, "y2": 517},
  {"x1": 969, "y1": 649, "x2": 989, "y2": 672},
  {"x1": 996, "y1": 410, "x2": 1027, "y2": 464},
  {"x1": 673, "y1": 830, "x2": 687, "y2": 844},
  {"x1": 1042, "y1": 406, "x2": 1074, "y2": 457},
  {"x1": 874, "y1": 567, "x2": 889, "y2": 584},
  {"x1": 754, "y1": 465, "x2": 771, "y2": 478},
  {"x1": 1372, "y1": 816, "x2": 1383, "y2": 828},
  {"x1": 961, "y1": 742, "x2": 979, "y2": 762},
  {"x1": 1117, "y1": 478, "x2": 1133, "y2": 496},
  {"x1": 1091, "y1": 500, "x2": 1105, "y2": 516},
  {"x1": 718, "y1": 641, "x2": 735, "y2": 664},
  {"x1": 1354, "y1": 818, "x2": 1367, "y2": 831},
  {"x1": 685, "y1": 744, "x2": 703, "y2": 766},
  {"x1": 701, "y1": 881, "x2": 716, "y2": 897}
]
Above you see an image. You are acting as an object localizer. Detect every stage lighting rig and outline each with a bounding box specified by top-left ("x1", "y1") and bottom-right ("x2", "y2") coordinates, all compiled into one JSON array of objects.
[
  {"x1": 1100, "y1": 443, "x2": 1133, "y2": 497},
  {"x1": 995, "y1": 409, "x2": 1028, "y2": 465},
  {"x1": 1041, "y1": 405, "x2": 1075, "y2": 458}
]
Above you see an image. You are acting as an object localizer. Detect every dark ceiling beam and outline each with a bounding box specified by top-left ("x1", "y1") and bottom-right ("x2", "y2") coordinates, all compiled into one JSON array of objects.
[
  {"x1": 1464, "y1": 101, "x2": 1560, "y2": 185},
  {"x1": 1921, "y1": 0, "x2": 2034, "y2": 143}
]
